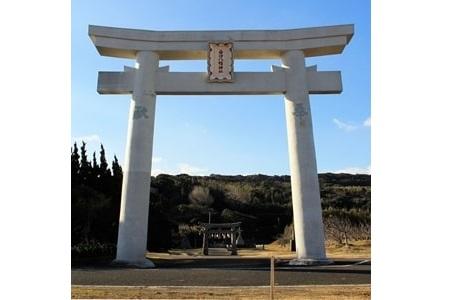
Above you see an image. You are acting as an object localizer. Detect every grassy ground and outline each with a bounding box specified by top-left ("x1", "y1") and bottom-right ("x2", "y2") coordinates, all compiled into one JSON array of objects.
[
  {"x1": 147, "y1": 240, "x2": 371, "y2": 260},
  {"x1": 72, "y1": 284, "x2": 371, "y2": 299}
]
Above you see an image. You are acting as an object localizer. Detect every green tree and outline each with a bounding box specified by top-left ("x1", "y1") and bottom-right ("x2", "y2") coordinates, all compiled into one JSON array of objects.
[
  {"x1": 79, "y1": 141, "x2": 91, "y2": 183},
  {"x1": 111, "y1": 155, "x2": 122, "y2": 178},
  {"x1": 72, "y1": 185, "x2": 109, "y2": 242},
  {"x1": 92, "y1": 152, "x2": 99, "y2": 176},
  {"x1": 90, "y1": 151, "x2": 102, "y2": 188},
  {"x1": 99, "y1": 144, "x2": 111, "y2": 178},
  {"x1": 71, "y1": 142, "x2": 80, "y2": 184}
]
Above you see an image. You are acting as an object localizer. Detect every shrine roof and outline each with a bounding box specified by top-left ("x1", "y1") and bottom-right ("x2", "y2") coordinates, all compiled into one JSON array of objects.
[{"x1": 199, "y1": 222, "x2": 242, "y2": 229}]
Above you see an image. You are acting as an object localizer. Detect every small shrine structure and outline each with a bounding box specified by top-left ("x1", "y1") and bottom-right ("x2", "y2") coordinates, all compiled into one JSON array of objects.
[{"x1": 199, "y1": 222, "x2": 242, "y2": 255}]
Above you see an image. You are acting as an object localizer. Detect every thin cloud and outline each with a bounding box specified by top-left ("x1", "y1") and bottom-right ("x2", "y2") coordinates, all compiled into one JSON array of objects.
[
  {"x1": 72, "y1": 134, "x2": 101, "y2": 144},
  {"x1": 331, "y1": 165, "x2": 371, "y2": 175},
  {"x1": 151, "y1": 163, "x2": 208, "y2": 176},
  {"x1": 333, "y1": 118, "x2": 357, "y2": 132},
  {"x1": 332, "y1": 116, "x2": 371, "y2": 131},
  {"x1": 178, "y1": 163, "x2": 208, "y2": 176}
]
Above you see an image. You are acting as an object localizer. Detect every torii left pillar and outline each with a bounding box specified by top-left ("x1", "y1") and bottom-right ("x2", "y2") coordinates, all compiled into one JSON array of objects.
[{"x1": 114, "y1": 51, "x2": 158, "y2": 268}]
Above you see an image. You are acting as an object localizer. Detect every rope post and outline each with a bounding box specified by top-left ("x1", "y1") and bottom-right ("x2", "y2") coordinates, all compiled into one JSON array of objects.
[{"x1": 270, "y1": 256, "x2": 275, "y2": 300}]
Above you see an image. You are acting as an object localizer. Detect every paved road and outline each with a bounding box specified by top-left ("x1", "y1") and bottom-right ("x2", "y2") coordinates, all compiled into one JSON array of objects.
[{"x1": 72, "y1": 258, "x2": 370, "y2": 286}]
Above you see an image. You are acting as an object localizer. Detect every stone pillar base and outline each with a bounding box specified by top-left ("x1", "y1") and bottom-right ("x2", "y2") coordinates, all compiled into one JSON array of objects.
[
  {"x1": 112, "y1": 259, "x2": 155, "y2": 269},
  {"x1": 288, "y1": 258, "x2": 333, "y2": 266}
]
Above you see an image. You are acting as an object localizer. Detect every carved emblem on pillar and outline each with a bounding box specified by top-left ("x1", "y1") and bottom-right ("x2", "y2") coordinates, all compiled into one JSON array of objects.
[
  {"x1": 293, "y1": 102, "x2": 309, "y2": 120},
  {"x1": 133, "y1": 105, "x2": 149, "y2": 119},
  {"x1": 207, "y1": 42, "x2": 233, "y2": 82}
]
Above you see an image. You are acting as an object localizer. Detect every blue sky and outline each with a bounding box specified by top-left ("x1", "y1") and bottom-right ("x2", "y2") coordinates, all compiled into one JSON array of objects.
[{"x1": 72, "y1": 0, "x2": 370, "y2": 176}]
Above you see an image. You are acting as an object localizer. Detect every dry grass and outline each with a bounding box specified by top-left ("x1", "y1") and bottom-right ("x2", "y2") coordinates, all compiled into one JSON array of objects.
[
  {"x1": 148, "y1": 240, "x2": 371, "y2": 260},
  {"x1": 72, "y1": 284, "x2": 370, "y2": 299},
  {"x1": 326, "y1": 240, "x2": 371, "y2": 259}
]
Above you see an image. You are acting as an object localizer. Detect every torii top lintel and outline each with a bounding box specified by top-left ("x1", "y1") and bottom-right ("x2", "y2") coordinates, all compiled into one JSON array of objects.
[{"x1": 88, "y1": 24, "x2": 353, "y2": 60}]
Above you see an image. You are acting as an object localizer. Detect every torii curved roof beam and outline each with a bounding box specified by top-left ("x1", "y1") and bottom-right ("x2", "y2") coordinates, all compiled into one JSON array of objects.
[{"x1": 89, "y1": 24, "x2": 354, "y2": 60}]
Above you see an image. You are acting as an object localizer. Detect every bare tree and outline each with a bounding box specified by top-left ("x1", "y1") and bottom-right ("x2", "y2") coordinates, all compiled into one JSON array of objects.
[
  {"x1": 355, "y1": 222, "x2": 371, "y2": 241},
  {"x1": 189, "y1": 186, "x2": 214, "y2": 207},
  {"x1": 324, "y1": 215, "x2": 353, "y2": 246},
  {"x1": 277, "y1": 223, "x2": 294, "y2": 247},
  {"x1": 324, "y1": 213, "x2": 371, "y2": 246}
]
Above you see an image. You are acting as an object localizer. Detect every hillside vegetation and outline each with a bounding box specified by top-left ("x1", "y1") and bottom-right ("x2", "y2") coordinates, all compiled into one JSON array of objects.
[{"x1": 71, "y1": 143, "x2": 370, "y2": 257}]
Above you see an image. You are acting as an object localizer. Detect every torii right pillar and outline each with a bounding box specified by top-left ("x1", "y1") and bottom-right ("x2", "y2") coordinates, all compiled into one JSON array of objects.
[{"x1": 283, "y1": 50, "x2": 330, "y2": 265}]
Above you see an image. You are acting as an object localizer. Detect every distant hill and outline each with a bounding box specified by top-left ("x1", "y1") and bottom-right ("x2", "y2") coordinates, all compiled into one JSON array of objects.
[
  {"x1": 72, "y1": 143, "x2": 370, "y2": 256},
  {"x1": 147, "y1": 173, "x2": 370, "y2": 249}
]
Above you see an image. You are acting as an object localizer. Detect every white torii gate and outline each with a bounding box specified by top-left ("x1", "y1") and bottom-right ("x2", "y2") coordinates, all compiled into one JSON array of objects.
[{"x1": 89, "y1": 24, "x2": 353, "y2": 267}]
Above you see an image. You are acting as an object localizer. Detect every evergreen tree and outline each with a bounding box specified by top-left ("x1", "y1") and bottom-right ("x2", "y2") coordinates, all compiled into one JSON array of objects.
[
  {"x1": 79, "y1": 141, "x2": 91, "y2": 183},
  {"x1": 99, "y1": 144, "x2": 111, "y2": 178},
  {"x1": 110, "y1": 154, "x2": 123, "y2": 242},
  {"x1": 92, "y1": 151, "x2": 100, "y2": 183},
  {"x1": 92, "y1": 152, "x2": 99, "y2": 169},
  {"x1": 71, "y1": 142, "x2": 80, "y2": 184},
  {"x1": 112, "y1": 155, "x2": 123, "y2": 178}
]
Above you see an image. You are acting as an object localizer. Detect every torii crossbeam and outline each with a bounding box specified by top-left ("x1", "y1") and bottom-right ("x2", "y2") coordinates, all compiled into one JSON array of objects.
[
  {"x1": 97, "y1": 65, "x2": 342, "y2": 95},
  {"x1": 89, "y1": 24, "x2": 353, "y2": 268}
]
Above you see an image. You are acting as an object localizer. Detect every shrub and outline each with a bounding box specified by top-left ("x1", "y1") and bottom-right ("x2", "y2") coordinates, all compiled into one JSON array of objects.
[{"x1": 71, "y1": 240, "x2": 116, "y2": 259}]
